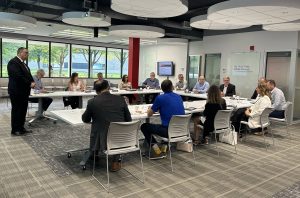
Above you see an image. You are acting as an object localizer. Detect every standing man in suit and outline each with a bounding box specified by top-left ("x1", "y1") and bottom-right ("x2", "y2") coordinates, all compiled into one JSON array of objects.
[
  {"x1": 8, "y1": 47, "x2": 35, "y2": 136},
  {"x1": 82, "y1": 80, "x2": 132, "y2": 172},
  {"x1": 219, "y1": 76, "x2": 236, "y2": 97}
]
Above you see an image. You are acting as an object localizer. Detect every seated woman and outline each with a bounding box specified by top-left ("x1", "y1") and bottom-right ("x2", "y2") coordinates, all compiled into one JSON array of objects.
[
  {"x1": 193, "y1": 85, "x2": 227, "y2": 145},
  {"x1": 119, "y1": 74, "x2": 135, "y2": 104},
  {"x1": 67, "y1": 72, "x2": 85, "y2": 109},
  {"x1": 233, "y1": 83, "x2": 271, "y2": 136}
]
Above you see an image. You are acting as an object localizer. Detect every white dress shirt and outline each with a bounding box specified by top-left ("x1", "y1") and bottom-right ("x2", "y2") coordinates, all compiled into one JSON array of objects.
[{"x1": 271, "y1": 87, "x2": 286, "y2": 110}]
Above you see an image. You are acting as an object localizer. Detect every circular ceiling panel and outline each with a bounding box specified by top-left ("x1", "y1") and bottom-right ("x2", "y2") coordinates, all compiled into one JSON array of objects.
[
  {"x1": 190, "y1": 15, "x2": 250, "y2": 30},
  {"x1": 263, "y1": 20, "x2": 300, "y2": 31},
  {"x1": 109, "y1": 25, "x2": 165, "y2": 38},
  {"x1": 62, "y1": 12, "x2": 111, "y2": 27},
  {"x1": 0, "y1": 12, "x2": 37, "y2": 32},
  {"x1": 208, "y1": 0, "x2": 300, "y2": 25},
  {"x1": 111, "y1": 0, "x2": 188, "y2": 18}
]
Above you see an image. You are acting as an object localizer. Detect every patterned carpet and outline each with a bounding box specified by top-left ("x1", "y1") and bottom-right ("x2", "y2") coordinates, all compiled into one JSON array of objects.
[{"x1": 0, "y1": 98, "x2": 300, "y2": 197}]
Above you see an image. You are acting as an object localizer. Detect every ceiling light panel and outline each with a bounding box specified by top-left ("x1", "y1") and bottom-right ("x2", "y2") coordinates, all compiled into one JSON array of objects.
[
  {"x1": 0, "y1": 12, "x2": 36, "y2": 32},
  {"x1": 208, "y1": 0, "x2": 300, "y2": 25},
  {"x1": 263, "y1": 20, "x2": 300, "y2": 31},
  {"x1": 190, "y1": 15, "x2": 250, "y2": 30},
  {"x1": 111, "y1": 0, "x2": 188, "y2": 18},
  {"x1": 109, "y1": 25, "x2": 165, "y2": 38},
  {"x1": 50, "y1": 29, "x2": 93, "y2": 39},
  {"x1": 62, "y1": 11, "x2": 111, "y2": 27}
]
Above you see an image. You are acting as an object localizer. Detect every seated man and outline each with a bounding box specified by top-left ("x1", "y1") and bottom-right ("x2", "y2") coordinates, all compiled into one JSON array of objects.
[
  {"x1": 29, "y1": 69, "x2": 53, "y2": 111},
  {"x1": 193, "y1": 75, "x2": 209, "y2": 94},
  {"x1": 141, "y1": 79, "x2": 185, "y2": 158},
  {"x1": 175, "y1": 74, "x2": 187, "y2": 90},
  {"x1": 93, "y1": 72, "x2": 110, "y2": 90},
  {"x1": 251, "y1": 77, "x2": 267, "y2": 99},
  {"x1": 82, "y1": 80, "x2": 132, "y2": 172},
  {"x1": 267, "y1": 80, "x2": 286, "y2": 118},
  {"x1": 219, "y1": 76, "x2": 236, "y2": 97},
  {"x1": 142, "y1": 72, "x2": 160, "y2": 104}
]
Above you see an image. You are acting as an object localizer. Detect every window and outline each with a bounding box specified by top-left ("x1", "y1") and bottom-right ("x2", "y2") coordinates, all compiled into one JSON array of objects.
[
  {"x1": 2, "y1": 38, "x2": 26, "y2": 77},
  {"x1": 28, "y1": 41, "x2": 50, "y2": 77},
  {"x1": 204, "y1": 53, "x2": 221, "y2": 86},
  {"x1": 188, "y1": 55, "x2": 201, "y2": 89},
  {"x1": 107, "y1": 48, "x2": 122, "y2": 78},
  {"x1": 71, "y1": 45, "x2": 89, "y2": 78},
  {"x1": 50, "y1": 43, "x2": 70, "y2": 77},
  {"x1": 122, "y1": 49, "x2": 129, "y2": 76},
  {"x1": 90, "y1": 46, "x2": 106, "y2": 78}
]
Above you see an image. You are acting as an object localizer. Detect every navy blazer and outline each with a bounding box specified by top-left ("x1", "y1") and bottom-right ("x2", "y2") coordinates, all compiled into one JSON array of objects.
[
  {"x1": 219, "y1": 83, "x2": 236, "y2": 97},
  {"x1": 7, "y1": 56, "x2": 34, "y2": 96}
]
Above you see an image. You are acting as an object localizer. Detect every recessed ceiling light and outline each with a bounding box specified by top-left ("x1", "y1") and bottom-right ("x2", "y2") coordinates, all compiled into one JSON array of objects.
[{"x1": 50, "y1": 29, "x2": 93, "y2": 39}]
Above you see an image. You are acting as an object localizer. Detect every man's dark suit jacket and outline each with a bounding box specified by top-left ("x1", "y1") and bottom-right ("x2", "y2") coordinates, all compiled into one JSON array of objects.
[
  {"x1": 219, "y1": 83, "x2": 236, "y2": 97},
  {"x1": 82, "y1": 91, "x2": 132, "y2": 151},
  {"x1": 7, "y1": 56, "x2": 34, "y2": 96}
]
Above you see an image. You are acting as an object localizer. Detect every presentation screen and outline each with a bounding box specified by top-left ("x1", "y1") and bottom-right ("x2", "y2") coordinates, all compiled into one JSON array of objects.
[{"x1": 157, "y1": 61, "x2": 174, "y2": 76}]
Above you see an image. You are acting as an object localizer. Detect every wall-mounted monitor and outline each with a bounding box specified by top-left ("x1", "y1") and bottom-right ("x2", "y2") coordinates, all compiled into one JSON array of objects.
[{"x1": 157, "y1": 61, "x2": 175, "y2": 76}]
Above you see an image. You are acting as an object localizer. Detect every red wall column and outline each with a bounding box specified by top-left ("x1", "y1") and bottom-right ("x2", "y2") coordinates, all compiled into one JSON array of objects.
[{"x1": 128, "y1": 37, "x2": 140, "y2": 88}]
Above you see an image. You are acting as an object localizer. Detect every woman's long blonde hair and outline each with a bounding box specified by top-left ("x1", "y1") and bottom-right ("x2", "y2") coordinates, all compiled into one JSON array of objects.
[{"x1": 257, "y1": 83, "x2": 270, "y2": 98}]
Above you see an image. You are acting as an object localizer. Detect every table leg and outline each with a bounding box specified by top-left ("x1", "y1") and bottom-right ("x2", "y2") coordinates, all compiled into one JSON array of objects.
[{"x1": 79, "y1": 96, "x2": 83, "y2": 108}]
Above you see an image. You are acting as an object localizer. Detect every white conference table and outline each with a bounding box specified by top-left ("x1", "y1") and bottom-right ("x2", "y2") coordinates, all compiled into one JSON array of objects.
[
  {"x1": 28, "y1": 89, "x2": 163, "y2": 122},
  {"x1": 50, "y1": 99, "x2": 252, "y2": 126},
  {"x1": 174, "y1": 90, "x2": 208, "y2": 99},
  {"x1": 50, "y1": 101, "x2": 206, "y2": 126}
]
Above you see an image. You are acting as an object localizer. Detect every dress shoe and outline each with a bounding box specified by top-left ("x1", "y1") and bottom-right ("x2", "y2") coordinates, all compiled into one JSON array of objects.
[
  {"x1": 11, "y1": 131, "x2": 25, "y2": 136},
  {"x1": 22, "y1": 128, "x2": 33, "y2": 133},
  {"x1": 110, "y1": 162, "x2": 121, "y2": 172}
]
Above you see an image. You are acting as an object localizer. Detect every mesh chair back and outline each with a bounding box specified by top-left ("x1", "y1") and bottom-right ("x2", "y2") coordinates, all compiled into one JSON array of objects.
[
  {"x1": 260, "y1": 107, "x2": 273, "y2": 127},
  {"x1": 214, "y1": 110, "x2": 233, "y2": 130},
  {"x1": 284, "y1": 102, "x2": 293, "y2": 124},
  {"x1": 107, "y1": 120, "x2": 141, "y2": 150},
  {"x1": 168, "y1": 114, "x2": 192, "y2": 140}
]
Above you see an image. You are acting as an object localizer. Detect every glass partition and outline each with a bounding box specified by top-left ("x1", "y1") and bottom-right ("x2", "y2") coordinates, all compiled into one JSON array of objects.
[
  {"x1": 50, "y1": 43, "x2": 70, "y2": 77},
  {"x1": 2, "y1": 38, "x2": 26, "y2": 77},
  {"x1": 227, "y1": 52, "x2": 261, "y2": 98},
  {"x1": 266, "y1": 51, "x2": 291, "y2": 99},
  {"x1": 71, "y1": 45, "x2": 89, "y2": 78},
  {"x1": 28, "y1": 40, "x2": 50, "y2": 77},
  {"x1": 188, "y1": 55, "x2": 201, "y2": 90},
  {"x1": 204, "y1": 53, "x2": 221, "y2": 86}
]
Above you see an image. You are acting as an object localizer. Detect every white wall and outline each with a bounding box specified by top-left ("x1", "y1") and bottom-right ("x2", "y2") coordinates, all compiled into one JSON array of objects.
[{"x1": 139, "y1": 43, "x2": 188, "y2": 85}]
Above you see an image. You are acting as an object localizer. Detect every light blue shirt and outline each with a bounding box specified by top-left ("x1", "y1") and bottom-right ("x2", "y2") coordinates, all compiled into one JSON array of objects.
[
  {"x1": 271, "y1": 87, "x2": 286, "y2": 110},
  {"x1": 33, "y1": 75, "x2": 43, "y2": 90},
  {"x1": 143, "y1": 78, "x2": 160, "y2": 88},
  {"x1": 193, "y1": 81, "x2": 210, "y2": 93}
]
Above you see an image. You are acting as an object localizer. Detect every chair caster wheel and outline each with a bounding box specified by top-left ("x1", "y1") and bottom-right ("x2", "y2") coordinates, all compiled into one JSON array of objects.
[
  {"x1": 82, "y1": 165, "x2": 86, "y2": 170},
  {"x1": 67, "y1": 153, "x2": 71, "y2": 158}
]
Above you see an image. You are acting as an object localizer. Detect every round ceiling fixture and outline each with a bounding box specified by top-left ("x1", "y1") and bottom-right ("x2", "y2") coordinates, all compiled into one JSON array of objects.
[
  {"x1": 111, "y1": 0, "x2": 188, "y2": 18},
  {"x1": 263, "y1": 20, "x2": 300, "y2": 31},
  {"x1": 0, "y1": 12, "x2": 37, "y2": 32},
  {"x1": 109, "y1": 25, "x2": 165, "y2": 38},
  {"x1": 190, "y1": 15, "x2": 250, "y2": 30},
  {"x1": 62, "y1": 11, "x2": 111, "y2": 27},
  {"x1": 208, "y1": 0, "x2": 300, "y2": 25}
]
